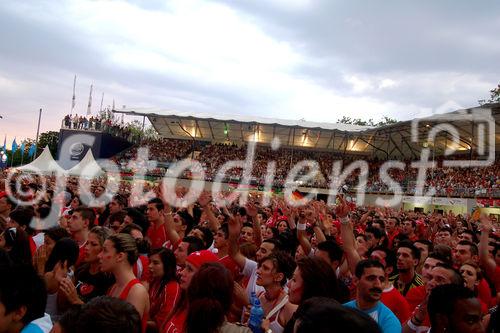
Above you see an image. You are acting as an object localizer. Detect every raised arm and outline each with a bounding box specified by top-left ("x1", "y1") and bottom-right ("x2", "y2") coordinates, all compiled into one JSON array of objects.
[
  {"x1": 336, "y1": 196, "x2": 361, "y2": 276},
  {"x1": 198, "y1": 192, "x2": 221, "y2": 233},
  {"x1": 479, "y1": 215, "x2": 497, "y2": 283},
  {"x1": 246, "y1": 202, "x2": 262, "y2": 247},
  {"x1": 227, "y1": 208, "x2": 246, "y2": 269},
  {"x1": 296, "y1": 209, "x2": 312, "y2": 256},
  {"x1": 157, "y1": 184, "x2": 181, "y2": 245},
  {"x1": 163, "y1": 206, "x2": 181, "y2": 246}
]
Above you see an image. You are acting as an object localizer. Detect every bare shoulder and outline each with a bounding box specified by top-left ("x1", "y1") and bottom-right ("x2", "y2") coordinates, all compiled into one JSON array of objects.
[
  {"x1": 280, "y1": 302, "x2": 298, "y2": 323},
  {"x1": 129, "y1": 282, "x2": 149, "y2": 300}
]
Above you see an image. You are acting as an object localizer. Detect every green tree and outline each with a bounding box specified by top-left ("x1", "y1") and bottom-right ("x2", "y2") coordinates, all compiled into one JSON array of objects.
[
  {"x1": 338, "y1": 116, "x2": 398, "y2": 127},
  {"x1": 38, "y1": 131, "x2": 59, "y2": 157}
]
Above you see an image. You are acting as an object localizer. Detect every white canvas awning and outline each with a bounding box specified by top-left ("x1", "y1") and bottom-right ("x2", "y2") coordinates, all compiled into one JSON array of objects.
[
  {"x1": 66, "y1": 150, "x2": 104, "y2": 178},
  {"x1": 16, "y1": 146, "x2": 66, "y2": 174}
]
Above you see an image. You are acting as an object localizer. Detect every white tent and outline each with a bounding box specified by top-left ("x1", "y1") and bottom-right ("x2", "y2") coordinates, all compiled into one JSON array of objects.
[
  {"x1": 17, "y1": 146, "x2": 66, "y2": 174},
  {"x1": 66, "y1": 149, "x2": 104, "y2": 178}
]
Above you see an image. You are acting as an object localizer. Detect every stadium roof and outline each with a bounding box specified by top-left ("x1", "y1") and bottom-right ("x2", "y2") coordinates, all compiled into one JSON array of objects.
[{"x1": 114, "y1": 103, "x2": 500, "y2": 159}]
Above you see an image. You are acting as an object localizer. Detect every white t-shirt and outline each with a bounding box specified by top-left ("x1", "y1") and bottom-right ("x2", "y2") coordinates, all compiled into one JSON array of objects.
[{"x1": 243, "y1": 258, "x2": 265, "y2": 300}]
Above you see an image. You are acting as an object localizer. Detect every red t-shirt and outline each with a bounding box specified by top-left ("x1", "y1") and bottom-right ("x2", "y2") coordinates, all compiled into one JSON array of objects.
[
  {"x1": 477, "y1": 278, "x2": 493, "y2": 308},
  {"x1": 147, "y1": 223, "x2": 168, "y2": 250},
  {"x1": 149, "y1": 280, "x2": 181, "y2": 328},
  {"x1": 162, "y1": 307, "x2": 187, "y2": 333},
  {"x1": 387, "y1": 230, "x2": 399, "y2": 249},
  {"x1": 28, "y1": 236, "x2": 37, "y2": 256},
  {"x1": 405, "y1": 284, "x2": 426, "y2": 312},
  {"x1": 133, "y1": 255, "x2": 151, "y2": 283},
  {"x1": 381, "y1": 285, "x2": 411, "y2": 324},
  {"x1": 218, "y1": 255, "x2": 240, "y2": 279}
]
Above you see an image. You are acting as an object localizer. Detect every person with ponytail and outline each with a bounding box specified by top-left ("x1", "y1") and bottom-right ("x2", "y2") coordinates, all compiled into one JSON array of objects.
[
  {"x1": 186, "y1": 262, "x2": 251, "y2": 333},
  {"x1": 148, "y1": 248, "x2": 181, "y2": 331},
  {"x1": 121, "y1": 223, "x2": 152, "y2": 289},
  {"x1": 99, "y1": 233, "x2": 150, "y2": 333}
]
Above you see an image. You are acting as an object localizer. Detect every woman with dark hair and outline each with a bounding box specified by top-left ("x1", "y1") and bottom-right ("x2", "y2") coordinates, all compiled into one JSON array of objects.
[
  {"x1": 99, "y1": 233, "x2": 150, "y2": 333},
  {"x1": 284, "y1": 257, "x2": 344, "y2": 333},
  {"x1": 59, "y1": 226, "x2": 115, "y2": 305},
  {"x1": 288, "y1": 256, "x2": 343, "y2": 305},
  {"x1": 186, "y1": 262, "x2": 251, "y2": 333},
  {"x1": 0, "y1": 226, "x2": 32, "y2": 265},
  {"x1": 263, "y1": 226, "x2": 279, "y2": 240},
  {"x1": 148, "y1": 248, "x2": 181, "y2": 331},
  {"x1": 276, "y1": 219, "x2": 290, "y2": 235},
  {"x1": 162, "y1": 250, "x2": 219, "y2": 333}
]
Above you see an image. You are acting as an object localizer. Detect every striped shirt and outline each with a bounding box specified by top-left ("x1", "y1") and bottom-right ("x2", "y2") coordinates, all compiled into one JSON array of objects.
[{"x1": 389, "y1": 273, "x2": 423, "y2": 297}]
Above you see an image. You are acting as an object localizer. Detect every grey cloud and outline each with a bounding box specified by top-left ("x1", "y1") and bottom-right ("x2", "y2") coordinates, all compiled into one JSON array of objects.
[{"x1": 214, "y1": 0, "x2": 500, "y2": 110}]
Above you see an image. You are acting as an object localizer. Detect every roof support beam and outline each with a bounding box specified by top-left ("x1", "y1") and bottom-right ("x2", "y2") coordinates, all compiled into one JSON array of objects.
[
  {"x1": 389, "y1": 135, "x2": 405, "y2": 159},
  {"x1": 326, "y1": 131, "x2": 335, "y2": 149},
  {"x1": 207, "y1": 121, "x2": 215, "y2": 140},
  {"x1": 359, "y1": 137, "x2": 389, "y2": 158},
  {"x1": 337, "y1": 135, "x2": 347, "y2": 151},
  {"x1": 343, "y1": 135, "x2": 349, "y2": 156},
  {"x1": 388, "y1": 145, "x2": 398, "y2": 157},
  {"x1": 402, "y1": 136, "x2": 419, "y2": 160},
  {"x1": 163, "y1": 118, "x2": 174, "y2": 136},
  {"x1": 314, "y1": 130, "x2": 322, "y2": 148},
  {"x1": 195, "y1": 120, "x2": 202, "y2": 138}
]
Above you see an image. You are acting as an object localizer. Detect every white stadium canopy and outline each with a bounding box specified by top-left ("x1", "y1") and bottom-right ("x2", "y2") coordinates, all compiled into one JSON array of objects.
[{"x1": 114, "y1": 103, "x2": 500, "y2": 160}]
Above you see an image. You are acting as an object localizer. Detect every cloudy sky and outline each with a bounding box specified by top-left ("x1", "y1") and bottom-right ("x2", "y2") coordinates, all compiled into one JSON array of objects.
[{"x1": 0, "y1": 0, "x2": 499, "y2": 141}]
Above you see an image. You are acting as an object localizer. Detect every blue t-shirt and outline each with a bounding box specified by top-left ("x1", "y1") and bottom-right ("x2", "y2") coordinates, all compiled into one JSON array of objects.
[
  {"x1": 344, "y1": 300, "x2": 401, "y2": 333},
  {"x1": 21, "y1": 313, "x2": 53, "y2": 333}
]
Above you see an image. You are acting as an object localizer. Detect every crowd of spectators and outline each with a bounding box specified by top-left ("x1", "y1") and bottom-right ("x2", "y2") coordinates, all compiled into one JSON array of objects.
[
  {"x1": 62, "y1": 114, "x2": 141, "y2": 143},
  {"x1": 0, "y1": 169, "x2": 499, "y2": 333},
  {"x1": 112, "y1": 138, "x2": 500, "y2": 198}
]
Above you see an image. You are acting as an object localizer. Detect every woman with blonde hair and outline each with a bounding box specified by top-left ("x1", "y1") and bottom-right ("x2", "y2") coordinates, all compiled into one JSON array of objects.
[
  {"x1": 59, "y1": 226, "x2": 115, "y2": 305},
  {"x1": 99, "y1": 233, "x2": 150, "y2": 333}
]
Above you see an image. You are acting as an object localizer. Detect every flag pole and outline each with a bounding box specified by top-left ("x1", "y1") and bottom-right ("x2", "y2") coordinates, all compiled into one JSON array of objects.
[
  {"x1": 71, "y1": 75, "x2": 76, "y2": 116},
  {"x1": 87, "y1": 84, "x2": 93, "y2": 116},
  {"x1": 34, "y1": 108, "x2": 42, "y2": 161},
  {"x1": 20, "y1": 146, "x2": 24, "y2": 166}
]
